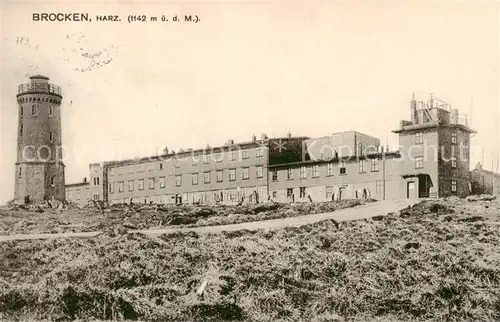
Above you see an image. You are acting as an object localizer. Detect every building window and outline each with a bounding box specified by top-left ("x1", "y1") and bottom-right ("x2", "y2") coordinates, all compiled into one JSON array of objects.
[
  {"x1": 204, "y1": 171, "x2": 211, "y2": 184},
  {"x1": 415, "y1": 132, "x2": 423, "y2": 145},
  {"x1": 452, "y1": 132, "x2": 458, "y2": 145},
  {"x1": 256, "y1": 166, "x2": 263, "y2": 178},
  {"x1": 50, "y1": 176, "x2": 55, "y2": 187},
  {"x1": 340, "y1": 161, "x2": 346, "y2": 175},
  {"x1": 357, "y1": 142, "x2": 363, "y2": 155},
  {"x1": 49, "y1": 132, "x2": 54, "y2": 143},
  {"x1": 128, "y1": 180, "x2": 134, "y2": 191},
  {"x1": 32, "y1": 105, "x2": 36, "y2": 115},
  {"x1": 359, "y1": 160, "x2": 366, "y2": 173},
  {"x1": 149, "y1": 178, "x2": 155, "y2": 189},
  {"x1": 451, "y1": 157, "x2": 457, "y2": 168},
  {"x1": 287, "y1": 168, "x2": 293, "y2": 180},
  {"x1": 229, "y1": 150, "x2": 236, "y2": 161},
  {"x1": 229, "y1": 169, "x2": 236, "y2": 181},
  {"x1": 299, "y1": 166, "x2": 307, "y2": 179},
  {"x1": 138, "y1": 179, "x2": 144, "y2": 190},
  {"x1": 376, "y1": 181, "x2": 384, "y2": 194},
  {"x1": 287, "y1": 188, "x2": 293, "y2": 198},
  {"x1": 203, "y1": 154, "x2": 210, "y2": 164},
  {"x1": 192, "y1": 173, "x2": 199, "y2": 185},
  {"x1": 216, "y1": 170, "x2": 223, "y2": 182},
  {"x1": 312, "y1": 165, "x2": 319, "y2": 178},
  {"x1": 93, "y1": 177, "x2": 100, "y2": 186},
  {"x1": 299, "y1": 187, "x2": 306, "y2": 198},
  {"x1": 272, "y1": 191, "x2": 277, "y2": 198},
  {"x1": 242, "y1": 150, "x2": 249, "y2": 159},
  {"x1": 20, "y1": 106, "x2": 23, "y2": 116},
  {"x1": 327, "y1": 163, "x2": 334, "y2": 176},
  {"x1": 371, "y1": 158, "x2": 379, "y2": 172},
  {"x1": 159, "y1": 176, "x2": 166, "y2": 188},
  {"x1": 215, "y1": 153, "x2": 223, "y2": 163},
  {"x1": 175, "y1": 158, "x2": 180, "y2": 168},
  {"x1": 272, "y1": 170, "x2": 278, "y2": 181},
  {"x1": 118, "y1": 182, "x2": 124, "y2": 192},
  {"x1": 451, "y1": 180, "x2": 457, "y2": 192},
  {"x1": 109, "y1": 183, "x2": 114, "y2": 193},
  {"x1": 93, "y1": 194, "x2": 100, "y2": 200},
  {"x1": 20, "y1": 124, "x2": 23, "y2": 135},
  {"x1": 415, "y1": 156, "x2": 424, "y2": 169},
  {"x1": 18, "y1": 166, "x2": 22, "y2": 178},
  {"x1": 49, "y1": 105, "x2": 53, "y2": 116},
  {"x1": 175, "y1": 175, "x2": 182, "y2": 186},
  {"x1": 242, "y1": 167, "x2": 249, "y2": 180},
  {"x1": 256, "y1": 147, "x2": 264, "y2": 157},
  {"x1": 159, "y1": 163, "x2": 164, "y2": 170},
  {"x1": 192, "y1": 156, "x2": 197, "y2": 166}
]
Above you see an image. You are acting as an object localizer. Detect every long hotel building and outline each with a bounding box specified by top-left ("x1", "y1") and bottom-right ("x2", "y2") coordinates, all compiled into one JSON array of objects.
[{"x1": 66, "y1": 94, "x2": 476, "y2": 206}]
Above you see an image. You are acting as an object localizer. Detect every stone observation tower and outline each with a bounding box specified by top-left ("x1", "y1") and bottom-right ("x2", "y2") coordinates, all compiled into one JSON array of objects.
[{"x1": 14, "y1": 75, "x2": 65, "y2": 204}]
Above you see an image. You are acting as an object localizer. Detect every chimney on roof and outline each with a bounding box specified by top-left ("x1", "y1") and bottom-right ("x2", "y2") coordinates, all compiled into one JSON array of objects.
[
  {"x1": 261, "y1": 133, "x2": 268, "y2": 140},
  {"x1": 252, "y1": 134, "x2": 257, "y2": 142},
  {"x1": 410, "y1": 92, "x2": 418, "y2": 124},
  {"x1": 287, "y1": 131, "x2": 292, "y2": 138},
  {"x1": 227, "y1": 139, "x2": 234, "y2": 145},
  {"x1": 83, "y1": 177, "x2": 87, "y2": 183},
  {"x1": 476, "y1": 162, "x2": 483, "y2": 170}
]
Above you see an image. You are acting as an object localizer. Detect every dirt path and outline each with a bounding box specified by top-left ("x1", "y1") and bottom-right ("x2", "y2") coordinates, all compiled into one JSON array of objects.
[{"x1": 0, "y1": 199, "x2": 419, "y2": 242}]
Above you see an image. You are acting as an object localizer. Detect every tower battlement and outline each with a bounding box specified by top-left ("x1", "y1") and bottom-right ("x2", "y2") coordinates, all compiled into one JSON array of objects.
[{"x1": 17, "y1": 75, "x2": 62, "y2": 97}]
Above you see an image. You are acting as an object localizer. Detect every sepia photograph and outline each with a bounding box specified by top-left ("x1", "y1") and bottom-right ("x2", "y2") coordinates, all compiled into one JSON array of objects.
[{"x1": 1, "y1": 1, "x2": 500, "y2": 321}]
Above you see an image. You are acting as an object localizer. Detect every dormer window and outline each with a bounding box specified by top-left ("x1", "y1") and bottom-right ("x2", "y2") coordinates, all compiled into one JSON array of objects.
[{"x1": 32, "y1": 105, "x2": 36, "y2": 115}]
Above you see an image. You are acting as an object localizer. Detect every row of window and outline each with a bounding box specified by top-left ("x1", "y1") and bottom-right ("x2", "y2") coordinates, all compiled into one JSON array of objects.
[
  {"x1": 19, "y1": 126, "x2": 55, "y2": 144},
  {"x1": 108, "y1": 149, "x2": 265, "y2": 175},
  {"x1": 20, "y1": 105, "x2": 54, "y2": 117},
  {"x1": 109, "y1": 167, "x2": 265, "y2": 193},
  {"x1": 414, "y1": 156, "x2": 458, "y2": 169},
  {"x1": 272, "y1": 159, "x2": 380, "y2": 181},
  {"x1": 415, "y1": 131, "x2": 459, "y2": 145}
]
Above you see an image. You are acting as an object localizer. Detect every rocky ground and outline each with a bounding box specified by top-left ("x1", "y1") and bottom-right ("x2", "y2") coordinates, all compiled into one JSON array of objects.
[
  {"x1": 0, "y1": 199, "x2": 367, "y2": 236},
  {"x1": 0, "y1": 196, "x2": 499, "y2": 321}
]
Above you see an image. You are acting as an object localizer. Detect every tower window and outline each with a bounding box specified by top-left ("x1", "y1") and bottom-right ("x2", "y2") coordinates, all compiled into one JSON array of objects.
[
  {"x1": 452, "y1": 132, "x2": 457, "y2": 144},
  {"x1": 20, "y1": 106, "x2": 23, "y2": 116},
  {"x1": 50, "y1": 176, "x2": 55, "y2": 187},
  {"x1": 415, "y1": 156, "x2": 424, "y2": 169},
  {"x1": 340, "y1": 161, "x2": 346, "y2": 174},
  {"x1": 415, "y1": 132, "x2": 423, "y2": 145},
  {"x1": 451, "y1": 180, "x2": 457, "y2": 192},
  {"x1": 50, "y1": 132, "x2": 54, "y2": 143},
  {"x1": 18, "y1": 167, "x2": 22, "y2": 178},
  {"x1": 49, "y1": 105, "x2": 53, "y2": 116},
  {"x1": 20, "y1": 124, "x2": 23, "y2": 135},
  {"x1": 32, "y1": 105, "x2": 36, "y2": 115}
]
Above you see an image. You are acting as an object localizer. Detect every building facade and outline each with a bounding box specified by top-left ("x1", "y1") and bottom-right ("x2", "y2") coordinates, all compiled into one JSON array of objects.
[
  {"x1": 470, "y1": 162, "x2": 500, "y2": 195},
  {"x1": 65, "y1": 181, "x2": 90, "y2": 206},
  {"x1": 14, "y1": 75, "x2": 65, "y2": 204},
  {"x1": 65, "y1": 94, "x2": 476, "y2": 205}
]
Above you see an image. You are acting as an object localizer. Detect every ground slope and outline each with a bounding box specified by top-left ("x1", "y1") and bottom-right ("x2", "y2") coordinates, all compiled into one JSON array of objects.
[{"x1": 0, "y1": 198, "x2": 499, "y2": 322}]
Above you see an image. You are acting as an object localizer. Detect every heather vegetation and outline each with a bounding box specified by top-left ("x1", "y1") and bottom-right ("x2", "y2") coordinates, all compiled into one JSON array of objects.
[
  {"x1": 0, "y1": 199, "x2": 367, "y2": 235},
  {"x1": 1, "y1": 198, "x2": 499, "y2": 321}
]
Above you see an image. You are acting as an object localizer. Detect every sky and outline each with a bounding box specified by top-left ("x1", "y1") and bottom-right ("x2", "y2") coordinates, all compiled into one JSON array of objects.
[{"x1": 1, "y1": 1, "x2": 500, "y2": 204}]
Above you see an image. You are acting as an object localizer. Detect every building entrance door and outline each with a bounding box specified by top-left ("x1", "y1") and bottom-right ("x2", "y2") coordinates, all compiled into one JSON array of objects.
[{"x1": 407, "y1": 181, "x2": 416, "y2": 199}]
